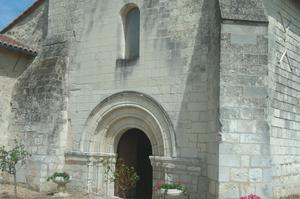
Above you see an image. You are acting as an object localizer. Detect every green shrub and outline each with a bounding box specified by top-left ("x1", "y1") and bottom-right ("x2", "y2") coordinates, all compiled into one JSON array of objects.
[
  {"x1": 47, "y1": 172, "x2": 70, "y2": 182},
  {"x1": 113, "y1": 159, "x2": 139, "y2": 198}
]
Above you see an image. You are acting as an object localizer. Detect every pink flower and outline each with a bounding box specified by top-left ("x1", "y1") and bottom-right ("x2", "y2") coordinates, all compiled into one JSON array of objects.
[
  {"x1": 153, "y1": 181, "x2": 162, "y2": 191},
  {"x1": 240, "y1": 194, "x2": 262, "y2": 199}
]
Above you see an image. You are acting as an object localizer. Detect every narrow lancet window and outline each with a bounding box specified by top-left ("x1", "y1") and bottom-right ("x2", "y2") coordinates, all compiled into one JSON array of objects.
[{"x1": 124, "y1": 7, "x2": 140, "y2": 60}]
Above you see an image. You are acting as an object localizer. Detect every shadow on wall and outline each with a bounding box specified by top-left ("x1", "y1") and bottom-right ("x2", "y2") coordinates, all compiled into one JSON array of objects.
[
  {"x1": 0, "y1": 50, "x2": 34, "y2": 78},
  {"x1": 8, "y1": 40, "x2": 68, "y2": 191},
  {"x1": 175, "y1": 0, "x2": 221, "y2": 198}
]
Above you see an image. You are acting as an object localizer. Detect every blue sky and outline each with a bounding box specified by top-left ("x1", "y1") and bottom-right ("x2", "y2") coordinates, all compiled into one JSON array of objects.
[{"x1": 0, "y1": 0, "x2": 35, "y2": 30}]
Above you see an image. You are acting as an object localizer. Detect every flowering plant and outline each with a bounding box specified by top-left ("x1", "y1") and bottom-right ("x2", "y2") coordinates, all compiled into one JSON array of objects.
[
  {"x1": 154, "y1": 180, "x2": 188, "y2": 195},
  {"x1": 240, "y1": 194, "x2": 262, "y2": 199}
]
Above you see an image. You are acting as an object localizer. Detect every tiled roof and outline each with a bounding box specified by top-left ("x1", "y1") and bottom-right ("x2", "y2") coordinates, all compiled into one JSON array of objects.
[
  {"x1": 0, "y1": 0, "x2": 45, "y2": 33},
  {"x1": 0, "y1": 34, "x2": 37, "y2": 55}
]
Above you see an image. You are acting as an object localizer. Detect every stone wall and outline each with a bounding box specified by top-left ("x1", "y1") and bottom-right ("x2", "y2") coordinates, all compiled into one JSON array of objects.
[
  {"x1": 64, "y1": 152, "x2": 90, "y2": 192},
  {"x1": 218, "y1": 0, "x2": 300, "y2": 198},
  {"x1": 263, "y1": 0, "x2": 300, "y2": 198},
  {"x1": 2, "y1": 0, "x2": 299, "y2": 197},
  {"x1": 0, "y1": 49, "x2": 33, "y2": 147},
  {"x1": 218, "y1": 12, "x2": 271, "y2": 199},
  {"x1": 65, "y1": 0, "x2": 220, "y2": 198},
  {"x1": 219, "y1": 22, "x2": 271, "y2": 198},
  {"x1": 5, "y1": 0, "x2": 73, "y2": 191},
  {"x1": 8, "y1": 39, "x2": 68, "y2": 190},
  {"x1": 219, "y1": 0, "x2": 267, "y2": 22}
]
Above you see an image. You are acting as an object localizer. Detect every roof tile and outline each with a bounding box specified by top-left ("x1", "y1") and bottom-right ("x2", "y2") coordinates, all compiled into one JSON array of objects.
[{"x1": 0, "y1": 34, "x2": 37, "y2": 55}]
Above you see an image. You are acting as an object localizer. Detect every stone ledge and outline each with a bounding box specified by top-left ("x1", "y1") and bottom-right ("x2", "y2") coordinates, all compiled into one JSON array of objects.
[
  {"x1": 150, "y1": 156, "x2": 202, "y2": 175},
  {"x1": 219, "y1": 0, "x2": 268, "y2": 22},
  {"x1": 64, "y1": 151, "x2": 116, "y2": 165}
]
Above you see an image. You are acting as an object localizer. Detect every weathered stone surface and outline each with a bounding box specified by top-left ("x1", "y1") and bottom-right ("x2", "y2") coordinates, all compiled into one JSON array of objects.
[
  {"x1": 219, "y1": 6, "x2": 271, "y2": 199},
  {"x1": 0, "y1": 48, "x2": 33, "y2": 146},
  {"x1": 219, "y1": 0, "x2": 268, "y2": 22},
  {"x1": 7, "y1": 38, "x2": 68, "y2": 191},
  {"x1": 264, "y1": 0, "x2": 300, "y2": 198},
  {"x1": 65, "y1": 0, "x2": 221, "y2": 198},
  {"x1": 0, "y1": 0, "x2": 299, "y2": 199}
]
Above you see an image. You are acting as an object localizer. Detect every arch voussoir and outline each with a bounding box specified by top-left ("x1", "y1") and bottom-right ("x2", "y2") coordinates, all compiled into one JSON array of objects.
[{"x1": 80, "y1": 91, "x2": 177, "y2": 157}]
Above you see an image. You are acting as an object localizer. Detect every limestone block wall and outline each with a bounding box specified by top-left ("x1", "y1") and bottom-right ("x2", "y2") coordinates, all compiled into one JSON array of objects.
[
  {"x1": 8, "y1": 40, "x2": 68, "y2": 191},
  {"x1": 5, "y1": 0, "x2": 73, "y2": 191},
  {"x1": 65, "y1": 0, "x2": 220, "y2": 198},
  {"x1": 219, "y1": 0, "x2": 267, "y2": 22},
  {"x1": 263, "y1": 0, "x2": 300, "y2": 198},
  {"x1": 64, "y1": 152, "x2": 90, "y2": 192},
  {"x1": 219, "y1": 22, "x2": 271, "y2": 199},
  {"x1": 0, "y1": 49, "x2": 33, "y2": 147},
  {"x1": 5, "y1": 0, "x2": 300, "y2": 198}
]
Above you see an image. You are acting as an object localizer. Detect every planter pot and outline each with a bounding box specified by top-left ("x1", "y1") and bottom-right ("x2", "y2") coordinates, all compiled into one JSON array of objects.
[
  {"x1": 116, "y1": 196, "x2": 135, "y2": 199},
  {"x1": 160, "y1": 189, "x2": 183, "y2": 197},
  {"x1": 52, "y1": 177, "x2": 70, "y2": 197}
]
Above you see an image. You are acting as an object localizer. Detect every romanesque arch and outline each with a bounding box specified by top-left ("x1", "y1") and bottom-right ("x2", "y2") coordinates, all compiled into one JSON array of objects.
[{"x1": 80, "y1": 91, "x2": 177, "y2": 158}]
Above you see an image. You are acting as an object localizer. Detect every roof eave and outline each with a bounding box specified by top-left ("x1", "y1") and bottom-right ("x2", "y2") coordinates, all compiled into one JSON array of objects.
[{"x1": 0, "y1": 43, "x2": 38, "y2": 56}]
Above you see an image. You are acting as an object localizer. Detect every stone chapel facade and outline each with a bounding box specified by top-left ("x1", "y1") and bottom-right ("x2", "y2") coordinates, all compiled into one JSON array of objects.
[{"x1": 0, "y1": 0, "x2": 299, "y2": 199}]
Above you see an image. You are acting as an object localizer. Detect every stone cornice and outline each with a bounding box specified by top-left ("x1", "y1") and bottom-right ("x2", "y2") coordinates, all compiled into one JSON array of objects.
[{"x1": 219, "y1": 0, "x2": 268, "y2": 22}]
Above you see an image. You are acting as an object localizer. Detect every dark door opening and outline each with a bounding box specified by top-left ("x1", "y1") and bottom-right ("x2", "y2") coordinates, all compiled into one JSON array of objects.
[{"x1": 116, "y1": 128, "x2": 153, "y2": 199}]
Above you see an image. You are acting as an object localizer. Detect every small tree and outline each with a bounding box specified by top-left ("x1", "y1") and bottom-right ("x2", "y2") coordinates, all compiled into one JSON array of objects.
[
  {"x1": 0, "y1": 139, "x2": 31, "y2": 199},
  {"x1": 114, "y1": 159, "x2": 139, "y2": 198}
]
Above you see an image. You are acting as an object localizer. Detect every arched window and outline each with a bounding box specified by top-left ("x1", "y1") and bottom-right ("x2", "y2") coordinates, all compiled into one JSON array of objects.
[{"x1": 123, "y1": 6, "x2": 140, "y2": 60}]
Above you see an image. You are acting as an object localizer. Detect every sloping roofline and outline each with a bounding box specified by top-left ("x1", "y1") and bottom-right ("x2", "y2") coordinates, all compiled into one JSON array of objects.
[{"x1": 0, "y1": 0, "x2": 45, "y2": 33}]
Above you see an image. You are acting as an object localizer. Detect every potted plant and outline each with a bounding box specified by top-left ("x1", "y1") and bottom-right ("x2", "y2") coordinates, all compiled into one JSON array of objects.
[
  {"x1": 47, "y1": 172, "x2": 70, "y2": 196},
  {"x1": 113, "y1": 159, "x2": 140, "y2": 198},
  {"x1": 154, "y1": 180, "x2": 187, "y2": 197}
]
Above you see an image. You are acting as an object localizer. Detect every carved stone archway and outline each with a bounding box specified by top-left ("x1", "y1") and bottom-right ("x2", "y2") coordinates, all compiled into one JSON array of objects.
[
  {"x1": 79, "y1": 91, "x2": 177, "y2": 195},
  {"x1": 80, "y1": 91, "x2": 176, "y2": 157}
]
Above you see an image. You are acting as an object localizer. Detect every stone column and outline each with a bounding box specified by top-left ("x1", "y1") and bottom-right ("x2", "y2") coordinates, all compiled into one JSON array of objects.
[{"x1": 87, "y1": 157, "x2": 95, "y2": 193}]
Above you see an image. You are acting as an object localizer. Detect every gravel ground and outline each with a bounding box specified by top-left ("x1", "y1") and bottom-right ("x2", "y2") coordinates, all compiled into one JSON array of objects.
[
  {"x1": 0, "y1": 184, "x2": 90, "y2": 199},
  {"x1": 2, "y1": 184, "x2": 298, "y2": 199}
]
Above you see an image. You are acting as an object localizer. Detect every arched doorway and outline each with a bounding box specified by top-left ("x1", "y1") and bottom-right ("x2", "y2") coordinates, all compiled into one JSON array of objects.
[
  {"x1": 115, "y1": 128, "x2": 153, "y2": 199},
  {"x1": 80, "y1": 91, "x2": 177, "y2": 196}
]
